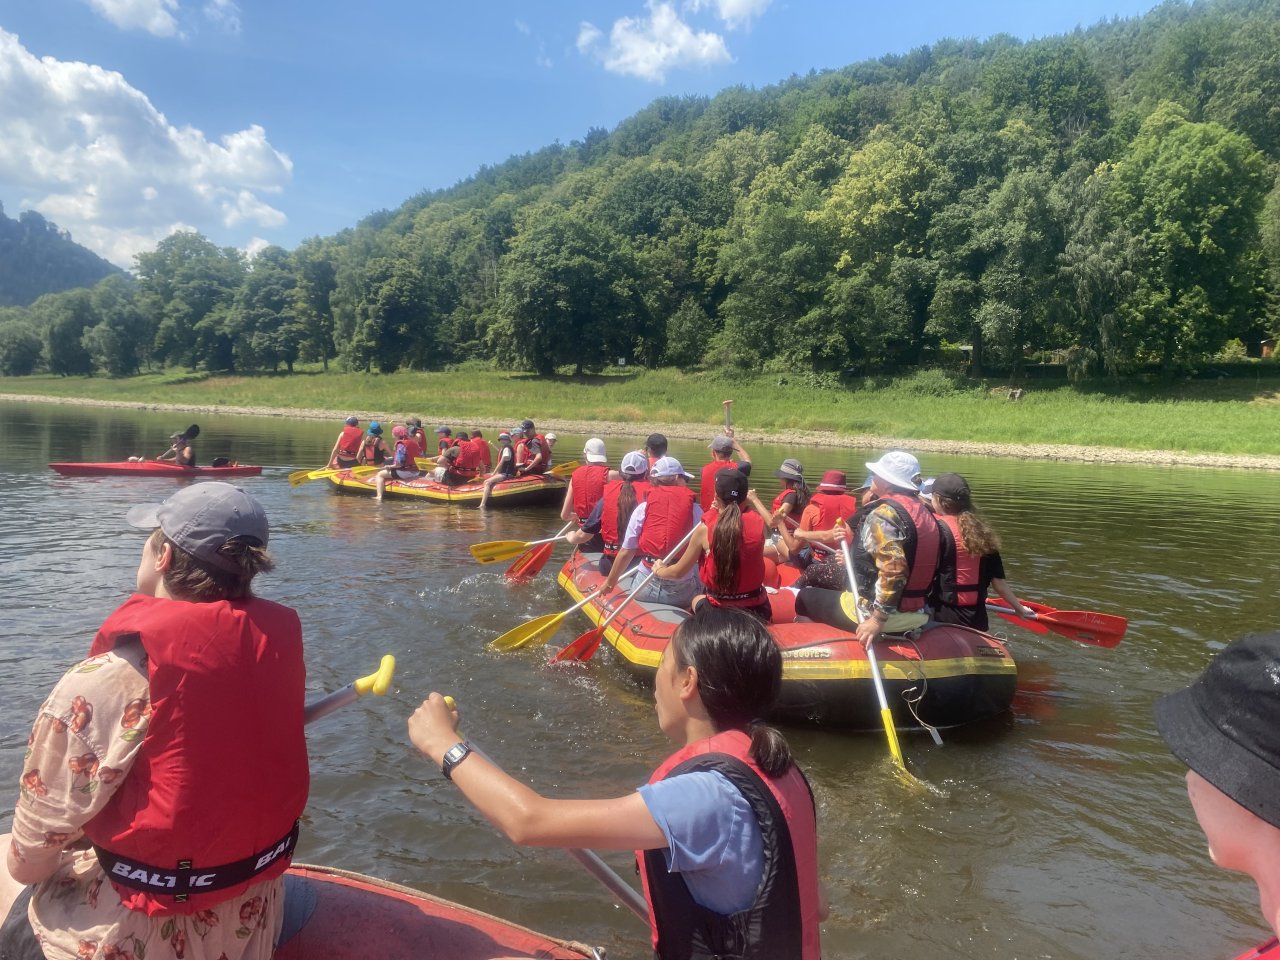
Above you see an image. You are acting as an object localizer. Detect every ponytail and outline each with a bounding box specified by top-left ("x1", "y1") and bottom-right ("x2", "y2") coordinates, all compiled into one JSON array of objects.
[
  {"x1": 749, "y1": 721, "x2": 792, "y2": 779},
  {"x1": 709, "y1": 500, "x2": 742, "y2": 594},
  {"x1": 617, "y1": 477, "x2": 639, "y2": 535}
]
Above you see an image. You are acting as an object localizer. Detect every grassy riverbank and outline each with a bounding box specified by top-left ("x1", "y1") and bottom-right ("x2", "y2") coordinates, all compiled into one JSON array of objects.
[{"x1": 3, "y1": 366, "x2": 1279, "y2": 458}]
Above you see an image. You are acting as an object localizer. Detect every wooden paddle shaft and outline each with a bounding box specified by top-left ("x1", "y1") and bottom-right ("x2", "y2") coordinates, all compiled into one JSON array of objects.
[{"x1": 722, "y1": 400, "x2": 733, "y2": 429}]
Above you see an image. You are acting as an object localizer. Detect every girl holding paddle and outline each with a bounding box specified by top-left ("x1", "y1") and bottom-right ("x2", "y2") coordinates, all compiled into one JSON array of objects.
[{"x1": 408, "y1": 603, "x2": 825, "y2": 959}]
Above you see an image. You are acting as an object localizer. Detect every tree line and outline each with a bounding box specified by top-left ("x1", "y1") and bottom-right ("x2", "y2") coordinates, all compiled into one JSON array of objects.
[{"x1": 2, "y1": 0, "x2": 1279, "y2": 382}]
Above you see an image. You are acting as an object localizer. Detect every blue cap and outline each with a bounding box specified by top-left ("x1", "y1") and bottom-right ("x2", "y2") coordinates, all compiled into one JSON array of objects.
[{"x1": 369, "y1": 421, "x2": 382, "y2": 436}]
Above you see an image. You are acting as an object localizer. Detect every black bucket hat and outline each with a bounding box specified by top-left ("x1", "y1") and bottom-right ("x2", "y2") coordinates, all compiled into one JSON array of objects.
[{"x1": 1155, "y1": 631, "x2": 1280, "y2": 828}]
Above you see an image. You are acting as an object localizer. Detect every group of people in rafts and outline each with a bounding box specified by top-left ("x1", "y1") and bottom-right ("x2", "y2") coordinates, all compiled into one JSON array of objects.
[
  {"x1": 325, "y1": 415, "x2": 558, "y2": 504},
  {"x1": 556, "y1": 429, "x2": 1031, "y2": 639}
]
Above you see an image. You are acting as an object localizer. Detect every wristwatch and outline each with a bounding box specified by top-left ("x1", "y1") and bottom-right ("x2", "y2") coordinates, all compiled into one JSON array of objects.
[{"x1": 441, "y1": 740, "x2": 474, "y2": 781}]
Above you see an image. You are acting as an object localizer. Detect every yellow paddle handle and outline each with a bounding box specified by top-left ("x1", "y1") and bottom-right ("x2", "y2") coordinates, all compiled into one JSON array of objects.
[{"x1": 353, "y1": 655, "x2": 396, "y2": 696}]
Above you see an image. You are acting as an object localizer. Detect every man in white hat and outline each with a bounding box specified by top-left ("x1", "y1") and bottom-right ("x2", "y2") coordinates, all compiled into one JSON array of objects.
[{"x1": 796, "y1": 450, "x2": 943, "y2": 647}]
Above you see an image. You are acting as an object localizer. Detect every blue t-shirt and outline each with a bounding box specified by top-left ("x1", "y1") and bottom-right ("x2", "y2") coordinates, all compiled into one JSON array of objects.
[{"x1": 637, "y1": 770, "x2": 764, "y2": 915}]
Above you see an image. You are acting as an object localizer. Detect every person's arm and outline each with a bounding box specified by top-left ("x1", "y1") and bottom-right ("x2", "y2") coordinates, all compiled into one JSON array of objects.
[
  {"x1": 566, "y1": 500, "x2": 604, "y2": 545},
  {"x1": 155, "y1": 445, "x2": 176, "y2": 461},
  {"x1": 653, "y1": 525, "x2": 708, "y2": 580},
  {"x1": 408, "y1": 695, "x2": 665, "y2": 851},
  {"x1": 559, "y1": 479, "x2": 576, "y2": 522},
  {"x1": 326, "y1": 434, "x2": 343, "y2": 467},
  {"x1": 854, "y1": 507, "x2": 909, "y2": 647},
  {"x1": 990, "y1": 578, "x2": 1029, "y2": 620}
]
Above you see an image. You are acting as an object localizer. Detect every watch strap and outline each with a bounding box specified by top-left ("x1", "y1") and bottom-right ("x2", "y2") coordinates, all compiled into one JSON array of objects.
[{"x1": 441, "y1": 740, "x2": 473, "y2": 781}]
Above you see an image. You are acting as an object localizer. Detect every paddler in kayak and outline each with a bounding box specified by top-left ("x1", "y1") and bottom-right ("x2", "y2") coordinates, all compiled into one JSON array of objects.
[
  {"x1": 156, "y1": 429, "x2": 196, "y2": 466},
  {"x1": 929, "y1": 473, "x2": 1029, "y2": 630},
  {"x1": 0, "y1": 482, "x2": 308, "y2": 960},
  {"x1": 600, "y1": 456, "x2": 702, "y2": 607},
  {"x1": 327, "y1": 415, "x2": 364, "y2": 470},
  {"x1": 653, "y1": 468, "x2": 772, "y2": 621},
  {"x1": 796, "y1": 450, "x2": 942, "y2": 648},
  {"x1": 408, "y1": 603, "x2": 825, "y2": 959},
  {"x1": 1155, "y1": 632, "x2": 1280, "y2": 960}
]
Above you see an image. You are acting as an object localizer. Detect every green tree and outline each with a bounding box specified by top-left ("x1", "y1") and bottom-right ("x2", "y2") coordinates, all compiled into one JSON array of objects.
[
  {"x1": 30, "y1": 289, "x2": 95, "y2": 376},
  {"x1": 0, "y1": 312, "x2": 43, "y2": 375},
  {"x1": 136, "y1": 232, "x2": 245, "y2": 370},
  {"x1": 82, "y1": 275, "x2": 148, "y2": 376}
]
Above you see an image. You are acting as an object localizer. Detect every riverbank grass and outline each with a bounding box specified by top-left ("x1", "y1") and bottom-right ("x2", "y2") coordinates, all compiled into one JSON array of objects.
[{"x1": 3, "y1": 366, "x2": 1279, "y2": 456}]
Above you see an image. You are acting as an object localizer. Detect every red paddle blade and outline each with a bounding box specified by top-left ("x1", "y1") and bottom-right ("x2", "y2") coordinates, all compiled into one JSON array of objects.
[
  {"x1": 505, "y1": 541, "x2": 556, "y2": 581},
  {"x1": 987, "y1": 600, "x2": 1051, "y2": 635},
  {"x1": 552, "y1": 626, "x2": 605, "y2": 663},
  {"x1": 1039, "y1": 610, "x2": 1126, "y2": 648}
]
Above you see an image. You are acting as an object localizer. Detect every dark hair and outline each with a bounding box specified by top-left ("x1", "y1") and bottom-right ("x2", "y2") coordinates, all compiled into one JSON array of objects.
[
  {"x1": 708, "y1": 500, "x2": 742, "y2": 594},
  {"x1": 617, "y1": 476, "x2": 641, "y2": 535},
  {"x1": 934, "y1": 487, "x2": 1001, "y2": 556},
  {"x1": 670, "y1": 605, "x2": 791, "y2": 777},
  {"x1": 646, "y1": 434, "x2": 668, "y2": 457},
  {"x1": 785, "y1": 476, "x2": 811, "y2": 513},
  {"x1": 150, "y1": 528, "x2": 273, "y2": 602}
]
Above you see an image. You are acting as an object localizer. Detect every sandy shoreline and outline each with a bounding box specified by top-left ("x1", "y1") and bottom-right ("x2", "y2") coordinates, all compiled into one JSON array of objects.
[{"x1": 5, "y1": 391, "x2": 1280, "y2": 471}]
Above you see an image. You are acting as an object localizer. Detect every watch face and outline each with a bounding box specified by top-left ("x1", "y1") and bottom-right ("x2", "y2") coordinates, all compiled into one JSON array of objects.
[{"x1": 444, "y1": 743, "x2": 467, "y2": 762}]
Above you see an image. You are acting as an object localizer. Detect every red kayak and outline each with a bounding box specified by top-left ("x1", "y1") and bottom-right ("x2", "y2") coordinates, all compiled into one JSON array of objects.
[
  {"x1": 50, "y1": 461, "x2": 263, "y2": 478},
  {"x1": 275, "y1": 864, "x2": 597, "y2": 959}
]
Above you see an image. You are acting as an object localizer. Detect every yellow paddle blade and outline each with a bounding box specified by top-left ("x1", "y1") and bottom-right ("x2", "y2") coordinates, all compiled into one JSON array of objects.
[
  {"x1": 470, "y1": 540, "x2": 534, "y2": 564},
  {"x1": 348, "y1": 465, "x2": 382, "y2": 479},
  {"x1": 354, "y1": 655, "x2": 397, "y2": 696},
  {"x1": 490, "y1": 612, "x2": 566, "y2": 651},
  {"x1": 288, "y1": 468, "x2": 315, "y2": 486},
  {"x1": 549, "y1": 460, "x2": 579, "y2": 477}
]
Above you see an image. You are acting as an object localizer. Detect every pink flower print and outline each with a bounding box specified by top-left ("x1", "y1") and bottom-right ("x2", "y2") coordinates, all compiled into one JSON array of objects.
[
  {"x1": 21, "y1": 769, "x2": 48, "y2": 797},
  {"x1": 238, "y1": 895, "x2": 263, "y2": 927},
  {"x1": 70, "y1": 696, "x2": 93, "y2": 733},
  {"x1": 120, "y1": 698, "x2": 150, "y2": 730},
  {"x1": 169, "y1": 926, "x2": 187, "y2": 958},
  {"x1": 77, "y1": 940, "x2": 97, "y2": 959},
  {"x1": 97, "y1": 766, "x2": 124, "y2": 785},
  {"x1": 68, "y1": 753, "x2": 99, "y2": 779},
  {"x1": 42, "y1": 831, "x2": 71, "y2": 848}
]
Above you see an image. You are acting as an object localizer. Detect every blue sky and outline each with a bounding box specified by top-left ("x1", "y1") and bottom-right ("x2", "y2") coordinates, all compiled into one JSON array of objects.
[{"x1": 0, "y1": 0, "x2": 1162, "y2": 268}]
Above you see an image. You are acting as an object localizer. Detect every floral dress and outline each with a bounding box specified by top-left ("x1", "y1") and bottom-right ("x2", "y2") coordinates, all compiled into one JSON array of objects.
[{"x1": 10, "y1": 642, "x2": 284, "y2": 960}]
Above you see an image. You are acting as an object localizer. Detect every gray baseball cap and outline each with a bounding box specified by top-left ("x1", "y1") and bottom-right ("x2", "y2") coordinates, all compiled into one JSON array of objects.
[{"x1": 126, "y1": 482, "x2": 269, "y2": 573}]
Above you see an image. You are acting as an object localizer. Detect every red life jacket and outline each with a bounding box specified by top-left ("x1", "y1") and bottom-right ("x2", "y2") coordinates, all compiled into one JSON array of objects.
[
  {"x1": 514, "y1": 438, "x2": 530, "y2": 468},
  {"x1": 409, "y1": 428, "x2": 427, "y2": 455},
  {"x1": 803, "y1": 492, "x2": 860, "y2": 546},
  {"x1": 453, "y1": 437, "x2": 484, "y2": 477},
  {"x1": 600, "y1": 478, "x2": 650, "y2": 557},
  {"x1": 572, "y1": 463, "x2": 610, "y2": 521},
  {"x1": 391, "y1": 439, "x2": 418, "y2": 472},
  {"x1": 363, "y1": 436, "x2": 386, "y2": 465},
  {"x1": 637, "y1": 729, "x2": 822, "y2": 960},
  {"x1": 637, "y1": 485, "x2": 697, "y2": 561},
  {"x1": 771, "y1": 490, "x2": 790, "y2": 513},
  {"x1": 335, "y1": 424, "x2": 363, "y2": 461},
  {"x1": 699, "y1": 507, "x2": 767, "y2": 605},
  {"x1": 473, "y1": 437, "x2": 492, "y2": 471},
  {"x1": 523, "y1": 434, "x2": 551, "y2": 474},
  {"x1": 698, "y1": 460, "x2": 732, "y2": 512},
  {"x1": 437, "y1": 436, "x2": 453, "y2": 455},
  {"x1": 84, "y1": 594, "x2": 308, "y2": 916},
  {"x1": 936, "y1": 514, "x2": 982, "y2": 611},
  {"x1": 851, "y1": 491, "x2": 942, "y2": 613},
  {"x1": 1235, "y1": 939, "x2": 1280, "y2": 960}
]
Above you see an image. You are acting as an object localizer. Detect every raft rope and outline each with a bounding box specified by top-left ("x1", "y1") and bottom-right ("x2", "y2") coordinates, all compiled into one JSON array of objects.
[{"x1": 899, "y1": 636, "x2": 944, "y2": 745}]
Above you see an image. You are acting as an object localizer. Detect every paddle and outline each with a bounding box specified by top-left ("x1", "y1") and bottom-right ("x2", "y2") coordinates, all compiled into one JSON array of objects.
[
  {"x1": 723, "y1": 398, "x2": 733, "y2": 430},
  {"x1": 501, "y1": 521, "x2": 576, "y2": 581},
  {"x1": 838, "y1": 534, "x2": 924, "y2": 786},
  {"x1": 304, "y1": 655, "x2": 397, "y2": 724},
  {"x1": 553, "y1": 524, "x2": 700, "y2": 663},
  {"x1": 548, "y1": 460, "x2": 579, "y2": 477},
  {"x1": 987, "y1": 598, "x2": 1126, "y2": 648},
  {"x1": 490, "y1": 589, "x2": 603, "y2": 652},
  {"x1": 287, "y1": 467, "x2": 316, "y2": 486},
  {"x1": 470, "y1": 527, "x2": 573, "y2": 565}
]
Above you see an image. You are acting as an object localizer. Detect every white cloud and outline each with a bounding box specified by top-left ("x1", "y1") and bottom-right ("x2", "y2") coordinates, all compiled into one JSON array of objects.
[
  {"x1": 579, "y1": 2, "x2": 730, "y2": 83},
  {"x1": 244, "y1": 236, "x2": 270, "y2": 260},
  {"x1": 0, "y1": 29, "x2": 292, "y2": 267},
  {"x1": 687, "y1": 0, "x2": 773, "y2": 30},
  {"x1": 203, "y1": 0, "x2": 241, "y2": 34},
  {"x1": 83, "y1": 0, "x2": 181, "y2": 37},
  {"x1": 514, "y1": 19, "x2": 531, "y2": 36}
]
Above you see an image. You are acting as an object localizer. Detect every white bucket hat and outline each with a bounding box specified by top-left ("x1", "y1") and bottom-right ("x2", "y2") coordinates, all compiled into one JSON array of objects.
[
  {"x1": 583, "y1": 438, "x2": 607, "y2": 463},
  {"x1": 864, "y1": 450, "x2": 921, "y2": 492}
]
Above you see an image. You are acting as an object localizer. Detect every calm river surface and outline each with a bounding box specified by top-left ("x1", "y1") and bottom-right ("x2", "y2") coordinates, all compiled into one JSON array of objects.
[{"x1": 2, "y1": 399, "x2": 1278, "y2": 959}]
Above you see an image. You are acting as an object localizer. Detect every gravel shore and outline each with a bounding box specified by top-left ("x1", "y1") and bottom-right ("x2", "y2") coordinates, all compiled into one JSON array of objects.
[{"x1": 6, "y1": 392, "x2": 1279, "y2": 471}]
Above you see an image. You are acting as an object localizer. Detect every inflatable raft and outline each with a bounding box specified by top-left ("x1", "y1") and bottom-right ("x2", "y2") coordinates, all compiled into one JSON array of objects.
[
  {"x1": 277, "y1": 865, "x2": 596, "y2": 959},
  {"x1": 556, "y1": 551, "x2": 1017, "y2": 730},
  {"x1": 50, "y1": 461, "x2": 263, "y2": 478},
  {"x1": 327, "y1": 469, "x2": 567, "y2": 507}
]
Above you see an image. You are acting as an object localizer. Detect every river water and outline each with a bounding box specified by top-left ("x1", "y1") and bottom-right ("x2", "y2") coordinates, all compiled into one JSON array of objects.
[{"x1": 2, "y1": 399, "x2": 1277, "y2": 959}]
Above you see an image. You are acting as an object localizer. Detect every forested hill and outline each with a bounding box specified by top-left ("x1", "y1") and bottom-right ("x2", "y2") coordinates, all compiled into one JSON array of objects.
[
  {"x1": 0, "y1": 205, "x2": 120, "y2": 307},
  {"x1": 2, "y1": 0, "x2": 1280, "y2": 382}
]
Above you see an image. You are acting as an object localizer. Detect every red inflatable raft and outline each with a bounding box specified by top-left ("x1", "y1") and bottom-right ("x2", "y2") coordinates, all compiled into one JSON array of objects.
[
  {"x1": 556, "y1": 550, "x2": 1017, "y2": 730},
  {"x1": 276, "y1": 865, "x2": 596, "y2": 959},
  {"x1": 50, "y1": 461, "x2": 263, "y2": 478}
]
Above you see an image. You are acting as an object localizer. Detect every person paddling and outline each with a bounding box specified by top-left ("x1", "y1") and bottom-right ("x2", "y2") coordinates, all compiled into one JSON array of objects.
[
  {"x1": 407, "y1": 603, "x2": 826, "y2": 959},
  {"x1": 327, "y1": 415, "x2": 364, "y2": 470},
  {"x1": 0, "y1": 482, "x2": 307, "y2": 960},
  {"x1": 601, "y1": 457, "x2": 702, "y2": 607},
  {"x1": 654, "y1": 468, "x2": 772, "y2": 621},
  {"x1": 156, "y1": 429, "x2": 196, "y2": 466},
  {"x1": 1155, "y1": 632, "x2": 1280, "y2": 960},
  {"x1": 698, "y1": 431, "x2": 751, "y2": 511},
  {"x1": 566, "y1": 450, "x2": 650, "y2": 574},
  {"x1": 929, "y1": 473, "x2": 1029, "y2": 630}
]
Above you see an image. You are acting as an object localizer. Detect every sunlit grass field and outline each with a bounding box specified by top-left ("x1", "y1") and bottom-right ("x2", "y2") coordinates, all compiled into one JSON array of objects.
[{"x1": 4, "y1": 365, "x2": 1279, "y2": 456}]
